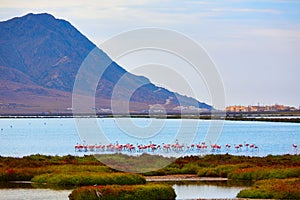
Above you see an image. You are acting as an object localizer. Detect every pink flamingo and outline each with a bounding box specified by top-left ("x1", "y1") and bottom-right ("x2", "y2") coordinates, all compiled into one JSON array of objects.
[
  {"x1": 245, "y1": 143, "x2": 249, "y2": 151},
  {"x1": 88, "y1": 145, "x2": 95, "y2": 151},
  {"x1": 163, "y1": 143, "x2": 171, "y2": 152},
  {"x1": 225, "y1": 144, "x2": 231, "y2": 151},
  {"x1": 75, "y1": 144, "x2": 83, "y2": 152},
  {"x1": 211, "y1": 144, "x2": 221, "y2": 152},
  {"x1": 96, "y1": 144, "x2": 105, "y2": 151},
  {"x1": 128, "y1": 144, "x2": 135, "y2": 152},
  {"x1": 234, "y1": 145, "x2": 240, "y2": 152},
  {"x1": 191, "y1": 144, "x2": 195, "y2": 150}
]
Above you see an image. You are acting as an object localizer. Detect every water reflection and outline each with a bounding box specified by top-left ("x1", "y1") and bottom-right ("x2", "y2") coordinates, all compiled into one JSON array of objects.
[
  {"x1": 0, "y1": 182, "x2": 72, "y2": 200},
  {"x1": 0, "y1": 188, "x2": 72, "y2": 200},
  {"x1": 0, "y1": 181, "x2": 33, "y2": 189},
  {"x1": 0, "y1": 181, "x2": 250, "y2": 200},
  {"x1": 173, "y1": 181, "x2": 250, "y2": 200}
]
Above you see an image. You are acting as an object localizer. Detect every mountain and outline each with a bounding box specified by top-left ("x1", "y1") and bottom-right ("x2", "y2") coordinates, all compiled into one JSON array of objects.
[{"x1": 0, "y1": 13, "x2": 212, "y2": 114}]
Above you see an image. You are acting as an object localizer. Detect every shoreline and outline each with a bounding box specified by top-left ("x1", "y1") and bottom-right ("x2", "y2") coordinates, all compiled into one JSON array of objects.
[
  {"x1": 6, "y1": 175, "x2": 229, "y2": 183},
  {"x1": 0, "y1": 114, "x2": 300, "y2": 123},
  {"x1": 145, "y1": 174, "x2": 228, "y2": 182}
]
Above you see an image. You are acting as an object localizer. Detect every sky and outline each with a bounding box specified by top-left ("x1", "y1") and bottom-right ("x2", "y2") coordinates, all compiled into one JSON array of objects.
[{"x1": 1, "y1": 0, "x2": 300, "y2": 108}]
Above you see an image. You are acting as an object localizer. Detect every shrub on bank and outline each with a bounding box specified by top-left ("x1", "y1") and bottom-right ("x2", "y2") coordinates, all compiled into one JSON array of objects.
[
  {"x1": 0, "y1": 154, "x2": 101, "y2": 169},
  {"x1": 68, "y1": 184, "x2": 176, "y2": 200},
  {"x1": 0, "y1": 167, "x2": 49, "y2": 181},
  {"x1": 31, "y1": 172, "x2": 146, "y2": 186},
  {"x1": 197, "y1": 164, "x2": 251, "y2": 178},
  {"x1": 47, "y1": 164, "x2": 112, "y2": 173},
  {"x1": 228, "y1": 167, "x2": 300, "y2": 181},
  {"x1": 237, "y1": 178, "x2": 300, "y2": 199},
  {"x1": 0, "y1": 164, "x2": 112, "y2": 182}
]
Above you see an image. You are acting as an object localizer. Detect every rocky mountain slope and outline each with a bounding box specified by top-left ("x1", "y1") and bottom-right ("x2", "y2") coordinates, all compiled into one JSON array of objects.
[{"x1": 0, "y1": 13, "x2": 212, "y2": 114}]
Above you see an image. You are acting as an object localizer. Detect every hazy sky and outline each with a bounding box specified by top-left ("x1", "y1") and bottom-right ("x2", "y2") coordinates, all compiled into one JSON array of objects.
[{"x1": 1, "y1": 0, "x2": 299, "y2": 107}]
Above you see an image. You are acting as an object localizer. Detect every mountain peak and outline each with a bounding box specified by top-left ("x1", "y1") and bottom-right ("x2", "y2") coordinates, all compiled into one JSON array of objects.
[
  {"x1": 0, "y1": 13, "x2": 212, "y2": 114},
  {"x1": 0, "y1": 12, "x2": 96, "y2": 91},
  {"x1": 23, "y1": 12, "x2": 55, "y2": 19},
  {"x1": 2, "y1": 12, "x2": 56, "y2": 24}
]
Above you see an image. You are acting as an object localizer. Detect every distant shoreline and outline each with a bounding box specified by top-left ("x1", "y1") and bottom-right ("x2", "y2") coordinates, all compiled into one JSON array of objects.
[{"x1": 0, "y1": 112, "x2": 300, "y2": 123}]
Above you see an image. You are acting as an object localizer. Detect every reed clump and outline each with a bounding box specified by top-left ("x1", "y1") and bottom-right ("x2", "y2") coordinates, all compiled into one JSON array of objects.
[
  {"x1": 237, "y1": 178, "x2": 300, "y2": 199},
  {"x1": 68, "y1": 184, "x2": 176, "y2": 200},
  {"x1": 31, "y1": 172, "x2": 145, "y2": 186}
]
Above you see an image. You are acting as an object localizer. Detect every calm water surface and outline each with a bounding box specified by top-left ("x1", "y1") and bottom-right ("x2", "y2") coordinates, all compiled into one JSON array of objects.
[
  {"x1": 0, "y1": 188, "x2": 72, "y2": 200},
  {"x1": 0, "y1": 118, "x2": 299, "y2": 157},
  {"x1": 173, "y1": 184, "x2": 247, "y2": 199},
  {"x1": 1, "y1": 118, "x2": 297, "y2": 199},
  {"x1": 0, "y1": 182, "x2": 247, "y2": 200}
]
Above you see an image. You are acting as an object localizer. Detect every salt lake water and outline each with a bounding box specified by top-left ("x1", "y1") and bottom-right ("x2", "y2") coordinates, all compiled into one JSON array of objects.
[
  {"x1": 173, "y1": 183, "x2": 247, "y2": 199},
  {"x1": 0, "y1": 183, "x2": 248, "y2": 200},
  {"x1": 0, "y1": 118, "x2": 299, "y2": 157},
  {"x1": 0, "y1": 118, "x2": 299, "y2": 199},
  {"x1": 0, "y1": 188, "x2": 72, "y2": 200}
]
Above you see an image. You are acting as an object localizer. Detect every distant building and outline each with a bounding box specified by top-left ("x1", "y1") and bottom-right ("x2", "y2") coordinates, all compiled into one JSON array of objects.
[{"x1": 226, "y1": 104, "x2": 296, "y2": 112}]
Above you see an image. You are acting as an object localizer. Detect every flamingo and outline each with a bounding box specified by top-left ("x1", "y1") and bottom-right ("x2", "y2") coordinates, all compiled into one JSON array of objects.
[
  {"x1": 75, "y1": 143, "x2": 83, "y2": 152},
  {"x1": 245, "y1": 142, "x2": 249, "y2": 151},
  {"x1": 191, "y1": 144, "x2": 195, "y2": 150},
  {"x1": 196, "y1": 143, "x2": 207, "y2": 152},
  {"x1": 83, "y1": 145, "x2": 88, "y2": 152},
  {"x1": 253, "y1": 145, "x2": 259, "y2": 153},
  {"x1": 73, "y1": 140, "x2": 264, "y2": 155},
  {"x1": 137, "y1": 144, "x2": 148, "y2": 152},
  {"x1": 88, "y1": 145, "x2": 95, "y2": 151},
  {"x1": 95, "y1": 144, "x2": 105, "y2": 151},
  {"x1": 115, "y1": 144, "x2": 123, "y2": 151},
  {"x1": 211, "y1": 144, "x2": 221, "y2": 152},
  {"x1": 225, "y1": 144, "x2": 231, "y2": 151},
  {"x1": 186, "y1": 145, "x2": 190, "y2": 151},
  {"x1": 216, "y1": 145, "x2": 221, "y2": 152},
  {"x1": 106, "y1": 143, "x2": 114, "y2": 151},
  {"x1": 177, "y1": 144, "x2": 184, "y2": 152},
  {"x1": 128, "y1": 144, "x2": 135, "y2": 152},
  {"x1": 234, "y1": 145, "x2": 240, "y2": 152},
  {"x1": 163, "y1": 143, "x2": 171, "y2": 152}
]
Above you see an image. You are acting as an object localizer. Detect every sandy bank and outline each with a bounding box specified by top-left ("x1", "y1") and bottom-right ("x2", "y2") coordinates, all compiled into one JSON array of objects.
[{"x1": 145, "y1": 174, "x2": 228, "y2": 182}]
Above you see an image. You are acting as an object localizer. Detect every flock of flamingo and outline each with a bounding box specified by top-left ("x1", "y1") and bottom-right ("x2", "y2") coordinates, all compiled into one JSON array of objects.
[
  {"x1": 75, "y1": 141, "x2": 299, "y2": 155},
  {"x1": 74, "y1": 140, "x2": 281, "y2": 154}
]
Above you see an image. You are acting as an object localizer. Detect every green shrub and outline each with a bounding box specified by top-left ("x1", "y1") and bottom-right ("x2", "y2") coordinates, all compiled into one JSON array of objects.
[
  {"x1": 0, "y1": 167, "x2": 49, "y2": 181},
  {"x1": 95, "y1": 153, "x2": 175, "y2": 173},
  {"x1": 48, "y1": 164, "x2": 112, "y2": 173},
  {"x1": 31, "y1": 172, "x2": 145, "y2": 186},
  {"x1": 196, "y1": 164, "x2": 250, "y2": 178},
  {"x1": 197, "y1": 167, "x2": 218, "y2": 177},
  {"x1": 143, "y1": 169, "x2": 166, "y2": 176},
  {"x1": 229, "y1": 167, "x2": 300, "y2": 181},
  {"x1": 237, "y1": 178, "x2": 300, "y2": 199},
  {"x1": 180, "y1": 163, "x2": 200, "y2": 174},
  {"x1": 68, "y1": 184, "x2": 176, "y2": 200}
]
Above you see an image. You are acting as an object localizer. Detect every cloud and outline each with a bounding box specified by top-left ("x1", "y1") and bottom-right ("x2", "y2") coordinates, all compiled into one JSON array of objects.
[
  {"x1": 211, "y1": 8, "x2": 281, "y2": 14},
  {"x1": 249, "y1": 28, "x2": 300, "y2": 39},
  {"x1": 0, "y1": 0, "x2": 299, "y2": 106}
]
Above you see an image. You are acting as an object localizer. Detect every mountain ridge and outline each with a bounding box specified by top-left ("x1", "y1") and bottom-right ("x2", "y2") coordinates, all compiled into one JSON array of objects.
[{"x1": 0, "y1": 13, "x2": 212, "y2": 114}]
